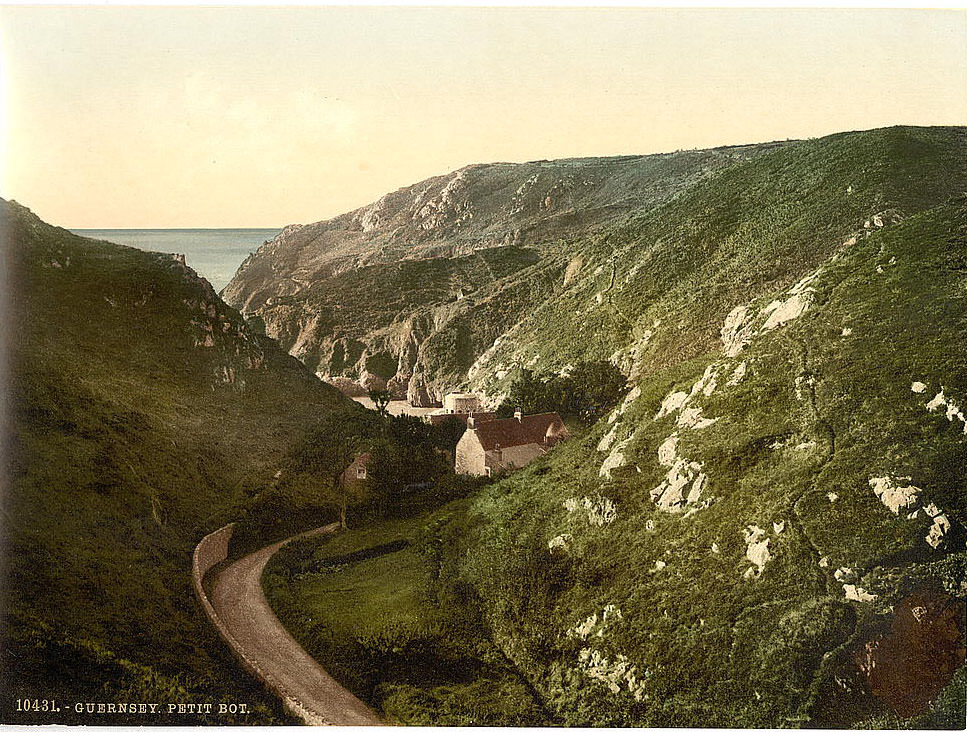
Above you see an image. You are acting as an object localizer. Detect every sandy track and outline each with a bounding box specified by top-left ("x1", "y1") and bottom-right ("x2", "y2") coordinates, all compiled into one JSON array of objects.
[{"x1": 210, "y1": 525, "x2": 383, "y2": 726}]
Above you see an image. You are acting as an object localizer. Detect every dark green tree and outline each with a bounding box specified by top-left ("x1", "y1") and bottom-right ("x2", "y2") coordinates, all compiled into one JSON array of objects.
[{"x1": 367, "y1": 388, "x2": 392, "y2": 418}]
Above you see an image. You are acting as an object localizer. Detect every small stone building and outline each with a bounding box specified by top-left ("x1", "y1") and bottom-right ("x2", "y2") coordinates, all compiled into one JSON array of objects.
[
  {"x1": 443, "y1": 392, "x2": 481, "y2": 414},
  {"x1": 455, "y1": 411, "x2": 569, "y2": 477},
  {"x1": 340, "y1": 452, "x2": 371, "y2": 484}
]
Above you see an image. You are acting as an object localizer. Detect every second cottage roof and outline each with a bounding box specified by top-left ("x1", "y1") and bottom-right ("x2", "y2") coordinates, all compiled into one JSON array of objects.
[{"x1": 471, "y1": 412, "x2": 568, "y2": 451}]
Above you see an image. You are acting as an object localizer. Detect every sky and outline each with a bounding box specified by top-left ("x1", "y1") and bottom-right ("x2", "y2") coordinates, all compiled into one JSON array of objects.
[{"x1": 0, "y1": 6, "x2": 965, "y2": 228}]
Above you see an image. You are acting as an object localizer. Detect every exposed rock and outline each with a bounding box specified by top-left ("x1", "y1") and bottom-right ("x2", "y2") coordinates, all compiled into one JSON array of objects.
[
  {"x1": 869, "y1": 475, "x2": 921, "y2": 515},
  {"x1": 600, "y1": 438, "x2": 632, "y2": 479},
  {"x1": 655, "y1": 391, "x2": 689, "y2": 420},
  {"x1": 925, "y1": 389, "x2": 967, "y2": 434},
  {"x1": 564, "y1": 495, "x2": 617, "y2": 526},
  {"x1": 721, "y1": 305, "x2": 753, "y2": 357},
  {"x1": 657, "y1": 435, "x2": 678, "y2": 467},
  {"x1": 677, "y1": 406, "x2": 718, "y2": 430},
  {"x1": 548, "y1": 533, "x2": 572, "y2": 553},
  {"x1": 927, "y1": 514, "x2": 951, "y2": 549},
  {"x1": 726, "y1": 361, "x2": 747, "y2": 387},
  {"x1": 609, "y1": 386, "x2": 642, "y2": 424},
  {"x1": 597, "y1": 426, "x2": 619, "y2": 453},
  {"x1": 844, "y1": 584, "x2": 877, "y2": 602},
  {"x1": 743, "y1": 525, "x2": 772, "y2": 575}
]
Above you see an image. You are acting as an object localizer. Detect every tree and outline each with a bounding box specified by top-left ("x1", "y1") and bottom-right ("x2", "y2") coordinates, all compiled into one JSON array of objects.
[
  {"x1": 564, "y1": 361, "x2": 628, "y2": 424},
  {"x1": 497, "y1": 361, "x2": 627, "y2": 425},
  {"x1": 367, "y1": 388, "x2": 392, "y2": 419}
]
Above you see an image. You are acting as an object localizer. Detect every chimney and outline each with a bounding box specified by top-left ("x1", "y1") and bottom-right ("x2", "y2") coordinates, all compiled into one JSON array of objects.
[
  {"x1": 514, "y1": 409, "x2": 523, "y2": 422},
  {"x1": 467, "y1": 416, "x2": 476, "y2": 430}
]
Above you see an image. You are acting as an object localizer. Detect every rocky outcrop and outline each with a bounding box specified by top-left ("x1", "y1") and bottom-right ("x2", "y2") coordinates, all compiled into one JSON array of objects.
[{"x1": 223, "y1": 147, "x2": 778, "y2": 400}]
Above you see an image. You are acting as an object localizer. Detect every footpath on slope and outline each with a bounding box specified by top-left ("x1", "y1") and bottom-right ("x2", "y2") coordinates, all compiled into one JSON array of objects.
[{"x1": 202, "y1": 524, "x2": 383, "y2": 726}]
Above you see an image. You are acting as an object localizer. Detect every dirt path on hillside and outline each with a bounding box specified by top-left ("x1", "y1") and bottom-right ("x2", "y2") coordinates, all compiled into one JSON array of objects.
[{"x1": 210, "y1": 525, "x2": 383, "y2": 726}]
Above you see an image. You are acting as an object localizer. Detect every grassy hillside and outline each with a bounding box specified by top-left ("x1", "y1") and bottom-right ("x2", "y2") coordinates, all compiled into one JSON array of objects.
[
  {"x1": 259, "y1": 127, "x2": 967, "y2": 727},
  {"x1": 468, "y1": 126, "x2": 967, "y2": 399},
  {"x1": 457, "y1": 195, "x2": 967, "y2": 726},
  {"x1": 0, "y1": 200, "x2": 358, "y2": 725}
]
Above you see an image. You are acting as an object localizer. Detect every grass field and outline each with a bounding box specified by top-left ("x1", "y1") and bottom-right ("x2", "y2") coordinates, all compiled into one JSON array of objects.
[{"x1": 263, "y1": 505, "x2": 551, "y2": 725}]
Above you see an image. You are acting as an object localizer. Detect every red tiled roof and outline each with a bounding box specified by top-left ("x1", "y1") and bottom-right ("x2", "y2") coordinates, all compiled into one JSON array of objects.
[{"x1": 470, "y1": 412, "x2": 569, "y2": 451}]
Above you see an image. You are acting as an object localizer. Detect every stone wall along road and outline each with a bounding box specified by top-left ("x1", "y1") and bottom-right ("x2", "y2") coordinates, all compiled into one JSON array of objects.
[{"x1": 193, "y1": 524, "x2": 383, "y2": 726}]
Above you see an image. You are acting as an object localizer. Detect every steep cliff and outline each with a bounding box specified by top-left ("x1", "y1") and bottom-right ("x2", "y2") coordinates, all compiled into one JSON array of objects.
[{"x1": 223, "y1": 145, "x2": 784, "y2": 403}]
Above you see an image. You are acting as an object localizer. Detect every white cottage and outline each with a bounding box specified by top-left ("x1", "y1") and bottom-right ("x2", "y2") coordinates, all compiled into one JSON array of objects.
[{"x1": 455, "y1": 411, "x2": 569, "y2": 477}]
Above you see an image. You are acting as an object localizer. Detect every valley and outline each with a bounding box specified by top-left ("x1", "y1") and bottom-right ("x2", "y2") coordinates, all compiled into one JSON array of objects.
[{"x1": 3, "y1": 124, "x2": 966, "y2": 728}]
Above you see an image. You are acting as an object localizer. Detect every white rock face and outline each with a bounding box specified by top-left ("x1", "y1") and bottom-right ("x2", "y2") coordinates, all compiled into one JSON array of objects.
[
  {"x1": 548, "y1": 534, "x2": 572, "y2": 552},
  {"x1": 565, "y1": 496, "x2": 618, "y2": 526},
  {"x1": 844, "y1": 584, "x2": 877, "y2": 602},
  {"x1": 721, "y1": 305, "x2": 754, "y2": 357},
  {"x1": 570, "y1": 613, "x2": 599, "y2": 640},
  {"x1": 927, "y1": 514, "x2": 951, "y2": 549},
  {"x1": 760, "y1": 272, "x2": 819, "y2": 331},
  {"x1": 925, "y1": 389, "x2": 967, "y2": 434},
  {"x1": 600, "y1": 438, "x2": 632, "y2": 479},
  {"x1": 597, "y1": 426, "x2": 619, "y2": 453},
  {"x1": 911, "y1": 381, "x2": 928, "y2": 394},
  {"x1": 841, "y1": 327, "x2": 853, "y2": 337},
  {"x1": 577, "y1": 648, "x2": 645, "y2": 701},
  {"x1": 834, "y1": 567, "x2": 855, "y2": 583},
  {"x1": 743, "y1": 525, "x2": 772, "y2": 575},
  {"x1": 827, "y1": 492, "x2": 839, "y2": 503},
  {"x1": 870, "y1": 475, "x2": 921, "y2": 515},
  {"x1": 656, "y1": 391, "x2": 690, "y2": 420},
  {"x1": 609, "y1": 386, "x2": 642, "y2": 424},
  {"x1": 691, "y1": 364, "x2": 720, "y2": 397},
  {"x1": 726, "y1": 361, "x2": 748, "y2": 387},
  {"x1": 657, "y1": 435, "x2": 679, "y2": 467},
  {"x1": 655, "y1": 365, "x2": 721, "y2": 430},
  {"x1": 654, "y1": 560, "x2": 667, "y2": 571},
  {"x1": 650, "y1": 434, "x2": 708, "y2": 514},
  {"x1": 773, "y1": 521, "x2": 785, "y2": 535},
  {"x1": 761, "y1": 291, "x2": 815, "y2": 331},
  {"x1": 711, "y1": 542, "x2": 720, "y2": 554},
  {"x1": 677, "y1": 406, "x2": 719, "y2": 430}
]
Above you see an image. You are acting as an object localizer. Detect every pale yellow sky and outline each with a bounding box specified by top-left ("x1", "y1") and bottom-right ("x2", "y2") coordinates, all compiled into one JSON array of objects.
[{"x1": 1, "y1": 7, "x2": 965, "y2": 228}]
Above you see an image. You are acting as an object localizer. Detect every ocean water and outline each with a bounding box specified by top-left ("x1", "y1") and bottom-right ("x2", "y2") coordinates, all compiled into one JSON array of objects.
[{"x1": 72, "y1": 228, "x2": 281, "y2": 292}]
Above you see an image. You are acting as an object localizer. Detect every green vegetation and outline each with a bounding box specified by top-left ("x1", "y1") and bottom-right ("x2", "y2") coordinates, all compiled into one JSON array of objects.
[
  {"x1": 496, "y1": 360, "x2": 628, "y2": 424},
  {"x1": 1, "y1": 200, "x2": 358, "y2": 724},
  {"x1": 262, "y1": 128, "x2": 967, "y2": 727},
  {"x1": 225, "y1": 144, "x2": 784, "y2": 398},
  {"x1": 454, "y1": 190, "x2": 967, "y2": 726},
  {"x1": 7, "y1": 126, "x2": 967, "y2": 728},
  {"x1": 234, "y1": 410, "x2": 476, "y2": 552},
  {"x1": 263, "y1": 507, "x2": 550, "y2": 725}
]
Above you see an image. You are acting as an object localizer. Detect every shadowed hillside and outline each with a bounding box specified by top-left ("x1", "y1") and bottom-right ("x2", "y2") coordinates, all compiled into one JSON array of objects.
[{"x1": 0, "y1": 200, "x2": 359, "y2": 725}]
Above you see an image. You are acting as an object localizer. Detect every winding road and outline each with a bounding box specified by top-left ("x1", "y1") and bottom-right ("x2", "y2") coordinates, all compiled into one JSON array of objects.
[{"x1": 209, "y1": 525, "x2": 383, "y2": 725}]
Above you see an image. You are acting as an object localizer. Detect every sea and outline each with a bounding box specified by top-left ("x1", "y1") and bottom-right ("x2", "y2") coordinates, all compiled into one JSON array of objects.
[{"x1": 71, "y1": 228, "x2": 282, "y2": 293}]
